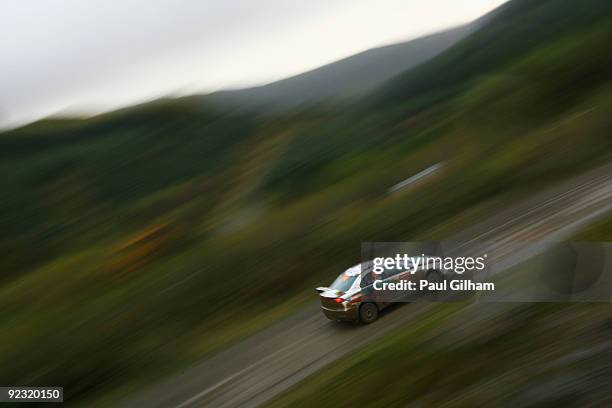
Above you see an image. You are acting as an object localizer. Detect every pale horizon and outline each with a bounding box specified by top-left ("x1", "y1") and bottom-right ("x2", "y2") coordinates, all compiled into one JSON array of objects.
[{"x1": 1, "y1": 0, "x2": 508, "y2": 128}]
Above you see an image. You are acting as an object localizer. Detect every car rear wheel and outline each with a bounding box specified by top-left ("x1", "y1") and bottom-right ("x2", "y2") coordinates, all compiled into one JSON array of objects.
[{"x1": 359, "y1": 303, "x2": 379, "y2": 324}]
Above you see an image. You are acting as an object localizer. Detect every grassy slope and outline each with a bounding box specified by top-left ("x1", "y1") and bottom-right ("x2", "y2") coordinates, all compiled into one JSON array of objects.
[
  {"x1": 0, "y1": 0, "x2": 611, "y2": 405},
  {"x1": 267, "y1": 219, "x2": 612, "y2": 408},
  {"x1": 267, "y1": 302, "x2": 612, "y2": 407}
]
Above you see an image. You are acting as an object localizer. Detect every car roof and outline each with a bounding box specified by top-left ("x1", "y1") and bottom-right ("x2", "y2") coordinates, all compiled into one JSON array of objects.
[{"x1": 343, "y1": 264, "x2": 362, "y2": 277}]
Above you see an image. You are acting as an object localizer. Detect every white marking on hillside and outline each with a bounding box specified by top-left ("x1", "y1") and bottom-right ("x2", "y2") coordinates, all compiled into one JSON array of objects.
[{"x1": 388, "y1": 162, "x2": 444, "y2": 193}]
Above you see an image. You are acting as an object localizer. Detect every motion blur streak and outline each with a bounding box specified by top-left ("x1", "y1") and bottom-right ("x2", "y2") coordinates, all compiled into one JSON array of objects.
[
  {"x1": 0, "y1": 0, "x2": 611, "y2": 406},
  {"x1": 122, "y1": 163, "x2": 612, "y2": 408}
]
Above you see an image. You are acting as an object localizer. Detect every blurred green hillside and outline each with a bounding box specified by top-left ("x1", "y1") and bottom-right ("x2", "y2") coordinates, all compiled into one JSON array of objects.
[
  {"x1": 268, "y1": 302, "x2": 612, "y2": 407},
  {"x1": 268, "y1": 221, "x2": 612, "y2": 408},
  {"x1": 1, "y1": 0, "x2": 611, "y2": 405},
  {"x1": 207, "y1": 24, "x2": 476, "y2": 111},
  {"x1": 372, "y1": 0, "x2": 612, "y2": 112}
]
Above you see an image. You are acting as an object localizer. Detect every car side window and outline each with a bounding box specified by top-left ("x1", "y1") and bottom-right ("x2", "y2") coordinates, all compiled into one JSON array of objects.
[
  {"x1": 382, "y1": 266, "x2": 403, "y2": 279},
  {"x1": 361, "y1": 273, "x2": 374, "y2": 287}
]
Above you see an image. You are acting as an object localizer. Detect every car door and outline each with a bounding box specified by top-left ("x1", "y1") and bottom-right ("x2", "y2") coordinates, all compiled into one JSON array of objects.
[{"x1": 381, "y1": 266, "x2": 408, "y2": 302}]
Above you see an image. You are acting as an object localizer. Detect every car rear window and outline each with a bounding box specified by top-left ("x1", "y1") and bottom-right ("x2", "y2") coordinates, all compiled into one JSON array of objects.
[{"x1": 330, "y1": 274, "x2": 357, "y2": 293}]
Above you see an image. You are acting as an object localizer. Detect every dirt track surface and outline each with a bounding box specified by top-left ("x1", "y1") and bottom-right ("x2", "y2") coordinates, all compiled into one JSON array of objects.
[{"x1": 119, "y1": 163, "x2": 612, "y2": 408}]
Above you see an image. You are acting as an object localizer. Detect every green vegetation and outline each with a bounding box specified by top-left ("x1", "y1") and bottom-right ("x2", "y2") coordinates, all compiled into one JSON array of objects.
[
  {"x1": 267, "y1": 302, "x2": 612, "y2": 407},
  {"x1": 1, "y1": 0, "x2": 611, "y2": 405},
  {"x1": 268, "y1": 213, "x2": 612, "y2": 407},
  {"x1": 371, "y1": 0, "x2": 612, "y2": 112},
  {"x1": 573, "y1": 214, "x2": 612, "y2": 241}
]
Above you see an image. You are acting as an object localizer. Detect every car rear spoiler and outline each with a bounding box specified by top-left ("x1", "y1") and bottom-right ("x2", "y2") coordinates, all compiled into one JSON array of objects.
[{"x1": 316, "y1": 287, "x2": 345, "y2": 296}]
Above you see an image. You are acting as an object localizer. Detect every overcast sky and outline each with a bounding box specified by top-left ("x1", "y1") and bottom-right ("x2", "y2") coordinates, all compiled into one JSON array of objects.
[{"x1": 1, "y1": 0, "x2": 507, "y2": 128}]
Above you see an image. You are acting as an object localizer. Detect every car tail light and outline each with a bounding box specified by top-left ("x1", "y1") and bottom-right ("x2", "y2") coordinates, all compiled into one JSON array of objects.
[{"x1": 334, "y1": 298, "x2": 344, "y2": 303}]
